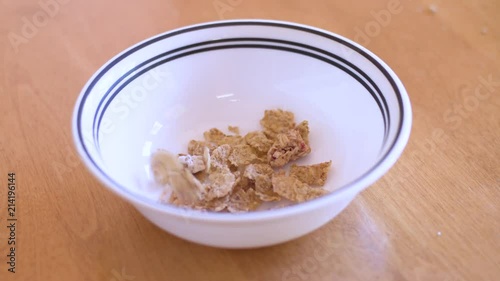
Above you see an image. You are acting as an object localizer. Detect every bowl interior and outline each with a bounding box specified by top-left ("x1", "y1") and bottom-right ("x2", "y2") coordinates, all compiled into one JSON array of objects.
[{"x1": 75, "y1": 20, "x2": 407, "y2": 208}]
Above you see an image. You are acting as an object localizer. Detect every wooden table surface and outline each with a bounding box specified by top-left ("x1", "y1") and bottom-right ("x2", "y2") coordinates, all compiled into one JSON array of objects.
[{"x1": 1, "y1": 0, "x2": 499, "y2": 280}]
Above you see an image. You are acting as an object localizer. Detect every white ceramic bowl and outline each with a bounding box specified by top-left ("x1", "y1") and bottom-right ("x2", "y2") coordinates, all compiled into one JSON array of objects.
[{"x1": 72, "y1": 19, "x2": 412, "y2": 248}]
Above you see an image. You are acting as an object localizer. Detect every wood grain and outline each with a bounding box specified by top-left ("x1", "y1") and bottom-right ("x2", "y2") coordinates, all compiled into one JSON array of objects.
[{"x1": 0, "y1": 0, "x2": 499, "y2": 280}]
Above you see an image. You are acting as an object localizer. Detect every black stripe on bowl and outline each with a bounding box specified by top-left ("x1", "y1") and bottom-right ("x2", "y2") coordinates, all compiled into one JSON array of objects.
[
  {"x1": 93, "y1": 41, "x2": 391, "y2": 150},
  {"x1": 91, "y1": 37, "x2": 391, "y2": 147},
  {"x1": 76, "y1": 21, "x2": 405, "y2": 214}
]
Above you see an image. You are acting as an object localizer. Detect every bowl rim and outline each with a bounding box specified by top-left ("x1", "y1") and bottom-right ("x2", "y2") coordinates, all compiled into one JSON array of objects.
[{"x1": 72, "y1": 18, "x2": 412, "y2": 223}]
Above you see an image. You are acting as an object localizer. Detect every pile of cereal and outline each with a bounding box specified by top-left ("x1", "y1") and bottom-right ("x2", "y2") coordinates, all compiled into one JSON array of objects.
[{"x1": 150, "y1": 109, "x2": 332, "y2": 213}]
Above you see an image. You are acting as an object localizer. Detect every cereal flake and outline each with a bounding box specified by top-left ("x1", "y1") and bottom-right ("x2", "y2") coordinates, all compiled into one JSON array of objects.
[
  {"x1": 210, "y1": 144, "x2": 232, "y2": 171},
  {"x1": 290, "y1": 161, "x2": 332, "y2": 186},
  {"x1": 154, "y1": 108, "x2": 333, "y2": 213},
  {"x1": 244, "y1": 164, "x2": 280, "y2": 201},
  {"x1": 203, "y1": 147, "x2": 211, "y2": 173},
  {"x1": 221, "y1": 135, "x2": 244, "y2": 146},
  {"x1": 203, "y1": 168, "x2": 236, "y2": 200},
  {"x1": 260, "y1": 109, "x2": 296, "y2": 139},
  {"x1": 267, "y1": 129, "x2": 311, "y2": 167},
  {"x1": 227, "y1": 188, "x2": 261, "y2": 213},
  {"x1": 295, "y1": 120, "x2": 310, "y2": 145},
  {"x1": 178, "y1": 154, "x2": 206, "y2": 174},
  {"x1": 169, "y1": 191, "x2": 229, "y2": 212},
  {"x1": 255, "y1": 175, "x2": 281, "y2": 201},
  {"x1": 228, "y1": 144, "x2": 259, "y2": 167},
  {"x1": 272, "y1": 171, "x2": 327, "y2": 202},
  {"x1": 244, "y1": 163, "x2": 274, "y2": 179},
  {"x1": 151, "y1": 150, "x2": 172, "y2": 185},
  {"x1": 188, "y1": 140, "x2": 215, "y2": 155},
  {"x1": 196, "y1": 194, "x2": 230, "y2": 212},
  {"x1": 204, "y1": 128, "x2": 226, "y2": 143},
  {"x1": 233, "y1": 171, "x2": 254, "y2": 193},
  {"x1": 169, "y1": 168, "x2": 205, "y2": 204},
  {"x1": 204, "y1": 128, "x2": 244, "y2": 146},
  {"x1": 151, "y1": 150, "x2": 205, "y2": 204},
  {"x1": 244, "y1": 131, "x2": 274, "y2": 154},
  {"x1": 228, "y1": 125, "x2": 240, "y2": 135}
]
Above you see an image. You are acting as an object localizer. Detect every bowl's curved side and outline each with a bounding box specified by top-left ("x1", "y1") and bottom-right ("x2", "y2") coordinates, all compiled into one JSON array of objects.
[
  {"x1": 135, "y1": 191, "x2": 358, "y2": 248},
  {"x1": 72, "y1": 19, "x2": 412, "y2": 233}
]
